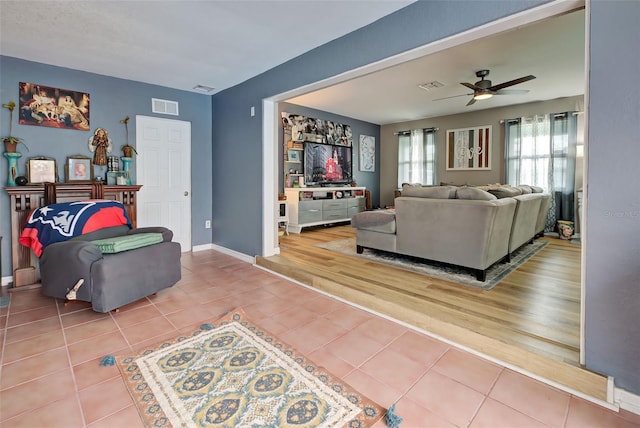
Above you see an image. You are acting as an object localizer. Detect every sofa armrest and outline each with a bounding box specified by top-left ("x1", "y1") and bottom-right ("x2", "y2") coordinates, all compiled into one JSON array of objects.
[
  {"x1": 40, "y1": 241, "x2": 104, "y2": 301},
  {"x1": 128, "y1": 226, "x2": 173, "y2": 242}
]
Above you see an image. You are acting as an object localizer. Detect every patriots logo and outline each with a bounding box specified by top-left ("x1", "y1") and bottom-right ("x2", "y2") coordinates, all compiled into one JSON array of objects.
[
  {"x1": 19, "y1": 200, "x2": 132, "y2": 257},
  {"x1": 27, "y1": 201, "x2": 97, "y2": 237}
]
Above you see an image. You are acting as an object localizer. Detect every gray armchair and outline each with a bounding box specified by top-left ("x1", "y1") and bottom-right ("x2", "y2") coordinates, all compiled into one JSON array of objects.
[{"x1": 40, "y1": 225, "x2": 181, "y2": 312}]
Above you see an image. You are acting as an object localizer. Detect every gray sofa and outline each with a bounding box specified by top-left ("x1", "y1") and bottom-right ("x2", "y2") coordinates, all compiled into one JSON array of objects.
[
  {"x1": 352, "y1": 185, "x2": 517, "y2": 281},
  {"x1": 352, "y1": 184, "x2": 552, "y2": 281},
  {"x1": 40, "y1": 225, "x2": 181, "y2": 312}
]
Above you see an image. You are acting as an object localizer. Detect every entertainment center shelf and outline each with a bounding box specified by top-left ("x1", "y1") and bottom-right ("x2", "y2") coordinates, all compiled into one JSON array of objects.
[{"x1": 285, "y1": 187, "x2": 366, "y2": 233}]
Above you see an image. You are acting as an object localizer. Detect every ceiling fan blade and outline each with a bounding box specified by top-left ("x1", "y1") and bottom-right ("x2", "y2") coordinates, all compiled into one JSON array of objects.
[
  {"x1": 433, "y1": 92, "x2": 473, "y2": 101},
  {"x1": 466, "y1": 97, "x2": 477, "y2": 106},
  {"x1": 461, "y1": 82, "x2": 482, "y2": 91},
  {"x1": 489, "y1": 75, "x2": 536, "y2": 92},
  {"x1": 494, "y1": 89, "x2": 530, "y2": 95}
]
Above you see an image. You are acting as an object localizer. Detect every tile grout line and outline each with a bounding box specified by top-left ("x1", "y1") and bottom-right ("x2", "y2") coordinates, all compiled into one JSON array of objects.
[{"x1": 57, "y1": 299, "x2": 90, "y2": 428}]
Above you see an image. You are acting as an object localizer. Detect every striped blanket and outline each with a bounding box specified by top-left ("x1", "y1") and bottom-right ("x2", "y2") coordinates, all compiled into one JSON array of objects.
[{"x1": 19, "y1": 200, "x2": 132, "y2": 257}]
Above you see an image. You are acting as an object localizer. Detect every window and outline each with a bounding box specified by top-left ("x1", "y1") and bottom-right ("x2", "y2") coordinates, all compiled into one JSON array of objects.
[
  {"x1": 505, "y1": 113, "x2": 577, "y2": 231},
  {"x1": 397, "y1": 128, "x2": 437, "y2": 188}
]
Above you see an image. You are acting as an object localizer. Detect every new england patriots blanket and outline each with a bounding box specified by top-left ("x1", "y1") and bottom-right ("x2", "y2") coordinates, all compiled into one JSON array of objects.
[{"x1": 19, "y1": 200, "x2": 132, "y2": 257}]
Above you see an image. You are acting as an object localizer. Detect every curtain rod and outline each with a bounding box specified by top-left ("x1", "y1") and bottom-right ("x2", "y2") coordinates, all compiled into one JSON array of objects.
[
  {"x1": 501, "y1": 111, "x2": 583, "y2": 124},
  {"x1": 394, "y1": 127, "x2": 438, "y2": 136}
]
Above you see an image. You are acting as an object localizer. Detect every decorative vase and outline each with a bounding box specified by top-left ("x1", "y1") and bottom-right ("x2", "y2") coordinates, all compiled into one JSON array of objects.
[
  {"x1": 4, "y1": 152, "x2": 22, "y2": 186},
  {"x1": 121, "y1": 156, "x2": 133, "y2": 185}
]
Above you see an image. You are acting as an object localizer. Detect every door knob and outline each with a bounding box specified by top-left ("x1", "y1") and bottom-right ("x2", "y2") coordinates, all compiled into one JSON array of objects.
[{"x1": 184, "y1": 191, "x2": 189, "y2": 196}]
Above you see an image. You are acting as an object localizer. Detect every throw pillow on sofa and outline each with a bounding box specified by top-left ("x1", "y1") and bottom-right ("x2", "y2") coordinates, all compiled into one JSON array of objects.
[
  {"x1": 517, "y1": 185, "x2": 533, "y2": 194},
  {"x1": 529, "y1": 185, "x2": 544, "y2": 193},
  {"x1": 456, "y1": 186, "x2": 497, "y2": 201},
  {"x1": 487, "y1": 185, "x2": 523, "y2": 199},
  {"x1": 402, "y1": 184, "x2": 456, "y2": 199}
]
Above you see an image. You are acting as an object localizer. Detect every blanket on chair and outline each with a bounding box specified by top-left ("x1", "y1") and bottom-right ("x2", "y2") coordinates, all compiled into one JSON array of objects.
[{"x1": 19, "y1": 200, "x2": 132, "y2": 257}]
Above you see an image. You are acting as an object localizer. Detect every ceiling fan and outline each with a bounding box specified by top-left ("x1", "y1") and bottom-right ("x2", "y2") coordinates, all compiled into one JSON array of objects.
[{"x1": 434, "y1": 69, "x2": 536, "y2": 106}]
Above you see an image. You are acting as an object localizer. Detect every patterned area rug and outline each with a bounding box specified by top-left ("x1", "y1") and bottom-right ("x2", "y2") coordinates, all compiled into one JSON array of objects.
[
  {"x1": 316, "y1": 238, "x2": 548, "y2": 290},
  {"x1": 117, "y1": 309, "x2": 384, "y2": 427}
]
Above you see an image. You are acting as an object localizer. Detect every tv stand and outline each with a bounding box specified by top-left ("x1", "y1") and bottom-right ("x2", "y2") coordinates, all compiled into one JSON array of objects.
[{"x1": 284, "y1": 187, "x2": 366, "y2": 233}]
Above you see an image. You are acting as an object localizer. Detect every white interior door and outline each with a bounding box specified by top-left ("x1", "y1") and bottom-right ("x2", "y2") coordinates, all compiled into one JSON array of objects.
[{"x1": 136, "y1": 115, "x2": 191, "y2": 251}]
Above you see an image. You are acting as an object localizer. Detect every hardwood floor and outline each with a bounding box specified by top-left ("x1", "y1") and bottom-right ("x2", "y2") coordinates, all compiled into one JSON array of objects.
[{"x1": 256, "y1": 223, "x2": 609, "y2": 401}]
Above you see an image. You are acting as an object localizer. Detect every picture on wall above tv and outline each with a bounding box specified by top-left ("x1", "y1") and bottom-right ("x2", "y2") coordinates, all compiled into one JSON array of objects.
[{"x1": 304, "y1": 142, "x2": 352, "y2": 186}]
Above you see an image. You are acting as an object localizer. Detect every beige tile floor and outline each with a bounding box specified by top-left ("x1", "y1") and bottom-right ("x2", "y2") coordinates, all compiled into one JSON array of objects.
[{"x1": 1, "y1": 249, "x2": 639, "y2": 427}]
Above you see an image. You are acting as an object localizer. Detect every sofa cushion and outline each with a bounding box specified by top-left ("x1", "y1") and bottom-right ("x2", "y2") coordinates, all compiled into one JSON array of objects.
[
  {"x1": 91, "y1": 232, "x2": 164, "y2": 254},
  {"x1": 402, "y1": 184, "x2": 456, "y2": 199},
  {"x1": 456, "y1": 186, "x2": 497, "y2": 201},
  {"x1": 487, "y1": 186, "x2": 523, "y2": 199},
  {"x1": 351, "y1": 210, "x2": 396, "y2": 234}
]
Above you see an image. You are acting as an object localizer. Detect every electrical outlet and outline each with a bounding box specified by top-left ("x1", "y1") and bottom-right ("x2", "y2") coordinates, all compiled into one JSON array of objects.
[{"x1": 205, "y1": 220, "x2": 211, "y2": 229}]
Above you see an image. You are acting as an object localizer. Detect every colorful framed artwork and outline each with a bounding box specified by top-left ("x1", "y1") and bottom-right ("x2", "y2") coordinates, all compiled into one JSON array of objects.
[
  {"x1": 27, "y1": 157, "x2": 58, "y2": 183},
  {"x1": 359, "y1": 135, "x2": 375, "y2": 172},
  {"x1": 65, "y1": 155, "x2": 94, "y2": 183},
  {"x1": 18, "y1": 82, "x2": 90, "y2": 131},
  {"x1": 446, "y1": 125, "x2": 492, "y2": 170}
]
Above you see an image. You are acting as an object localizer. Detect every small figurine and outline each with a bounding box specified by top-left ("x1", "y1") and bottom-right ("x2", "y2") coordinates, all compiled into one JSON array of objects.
[{"x1": 88, "y1": 127, "x2": 113, "y2": 165}]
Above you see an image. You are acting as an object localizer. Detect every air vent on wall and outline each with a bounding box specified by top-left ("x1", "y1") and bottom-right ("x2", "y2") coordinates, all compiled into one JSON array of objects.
[{"x1": 152, "y1": 98, "x2": 179, "y2": 116}]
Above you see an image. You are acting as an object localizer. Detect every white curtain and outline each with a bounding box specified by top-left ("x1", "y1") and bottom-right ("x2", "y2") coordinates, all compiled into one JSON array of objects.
[
  {"x1": 505, "y1": 113, "x2": 577, "y2": 231},
  {"x1": 397, "y1": 128, "x2": 436, "y2": 188}
]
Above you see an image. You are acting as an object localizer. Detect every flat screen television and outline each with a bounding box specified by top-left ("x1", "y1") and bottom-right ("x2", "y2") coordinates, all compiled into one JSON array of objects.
[{"x1": 303, "y1": 142, "x2": 352, "y2": 186}]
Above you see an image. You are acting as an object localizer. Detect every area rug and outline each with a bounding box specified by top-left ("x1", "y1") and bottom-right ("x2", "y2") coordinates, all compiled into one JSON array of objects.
[
  {"x1": 316, "y1": 238, "x2": 548, "y2": 290},
  {"x1": 117, "y1": 308, "x2": 384, "y2": 427}
]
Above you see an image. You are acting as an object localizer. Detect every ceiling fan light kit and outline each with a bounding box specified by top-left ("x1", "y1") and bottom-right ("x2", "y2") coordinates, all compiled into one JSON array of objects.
[{"x1": 474, "y1": 92, "x2": 493, "y2": 100}]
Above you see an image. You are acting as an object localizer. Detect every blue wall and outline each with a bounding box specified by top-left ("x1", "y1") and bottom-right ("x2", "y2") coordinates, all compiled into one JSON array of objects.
[
  {"x1": 0, "y1": 56, "x2": 213, "y2": 277},
  {"x1": 584, "y1": 1, "x2": 640, "y2": 395},
  {"x1": 279, "y1": 102, "x2": 381, "y2": 207}
]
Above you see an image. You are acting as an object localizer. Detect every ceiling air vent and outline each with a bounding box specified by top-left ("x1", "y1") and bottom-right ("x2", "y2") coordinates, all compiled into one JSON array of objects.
[
  {"x1": 418, "y1": 81, "x2": 444, "y2": 91},
  {"x1": 152, "y1": 98, "x2": 179, "y2": 116}
]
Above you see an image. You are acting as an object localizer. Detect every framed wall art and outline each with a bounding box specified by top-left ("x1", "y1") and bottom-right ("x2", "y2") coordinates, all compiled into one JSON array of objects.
[
  {"x1": 359, "y1": 135, "x2": 375, "y2": 172},
  {"x1": 287, "y1": 149, "x2": 301, "y2": 162},
  {"x1": 446, "y1": 125, "x2": 492, "y2": 170},
  {"x1": 19, "y1": 82, "x2": 90, "y2": 131},
  {"x1": 281, "y1": 112, "x2": 353, "y2": 147},
  {"x1": 65, "y1": 155, "x2": 94, "y2": 183},
  {"x1": 27, "y1": 157, "x2": 58, "y2": 183}
]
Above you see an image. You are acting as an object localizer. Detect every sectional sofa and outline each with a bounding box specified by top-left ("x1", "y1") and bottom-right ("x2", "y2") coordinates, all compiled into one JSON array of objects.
[{"x1": 351, "y1": 184, "x2": 550, "y2": 281}]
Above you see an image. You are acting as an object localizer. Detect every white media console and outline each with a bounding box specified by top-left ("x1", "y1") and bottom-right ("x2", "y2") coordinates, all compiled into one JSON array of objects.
[{"x1": 285, "y1": 187, "x2": 366, "y2": 234}]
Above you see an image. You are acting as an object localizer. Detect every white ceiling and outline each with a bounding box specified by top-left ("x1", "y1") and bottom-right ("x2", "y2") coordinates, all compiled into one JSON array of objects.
[
  {"x1": 0, "y1": 2, "x2": 584, "y2": 126},
  {"x1": 287, "y1": 9, "x2": 586, "y2": 124},
  {"x1": 0, "y1": 0, "x2": 414, "y2": 94}
]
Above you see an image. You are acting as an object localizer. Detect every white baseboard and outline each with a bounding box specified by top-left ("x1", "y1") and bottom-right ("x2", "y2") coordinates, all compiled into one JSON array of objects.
[
  {"x1": 192, "y1": 243, "x2": 255, "y2": 264},
  {"x1": 2, "y1": 276, "x2": 13, "y2": 287},
  {"x1": 191, "y1": 243, "x2": 214, "y2": 252},
  {"x1": 615, "y1": 385, "x2": 640, "y2": 415}
]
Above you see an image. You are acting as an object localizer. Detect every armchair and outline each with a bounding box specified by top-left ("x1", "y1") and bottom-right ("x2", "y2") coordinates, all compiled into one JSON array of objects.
[
  {"x1": 39, "y1": 226, "x2": 181, "y2": 312},
  {"x1": 18, "y1": 193, "x2": 182, "y2": 313},
  {"x1": 39, "y1": 225, "x2": 181, "y2": 312}
]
